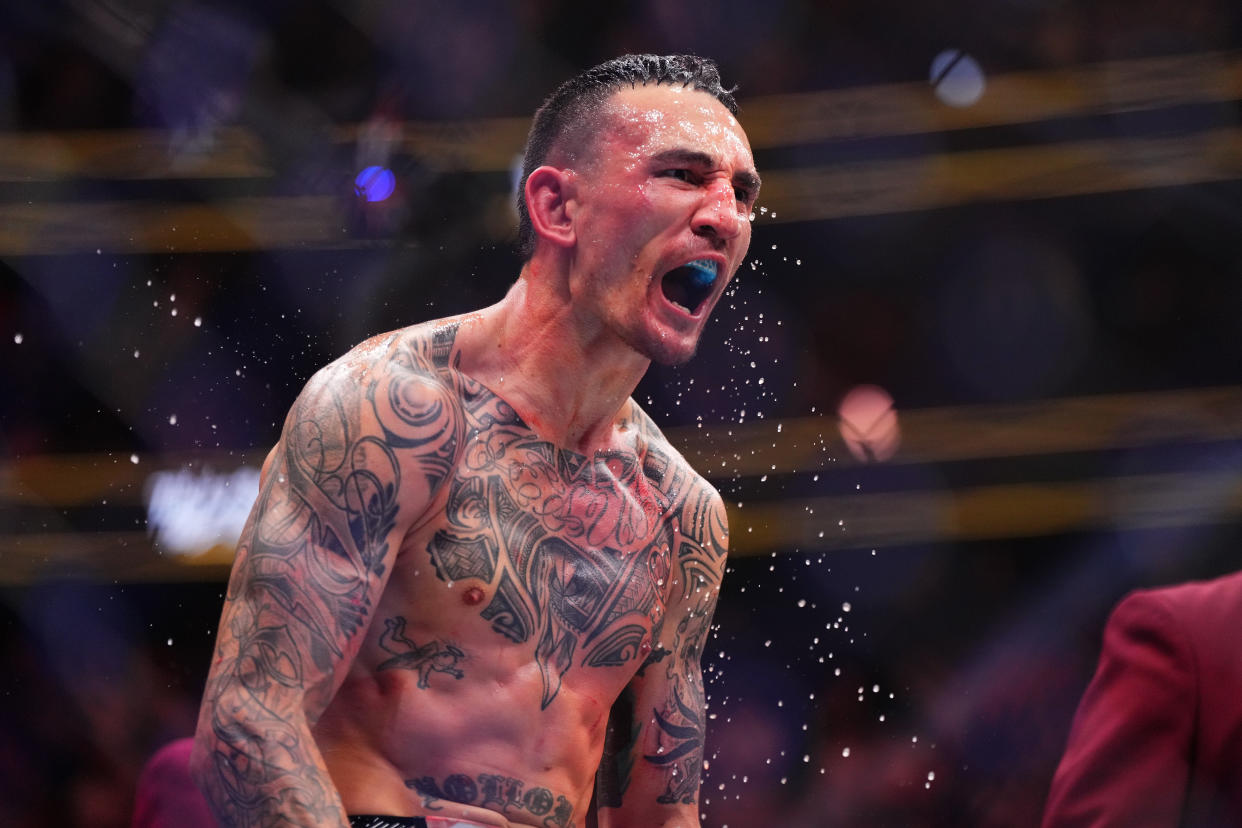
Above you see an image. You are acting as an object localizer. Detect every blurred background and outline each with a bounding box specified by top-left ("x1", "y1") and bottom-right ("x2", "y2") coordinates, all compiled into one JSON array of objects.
[{"x1": 3, "y1": 1, "x2": 1242, "y2": 825}]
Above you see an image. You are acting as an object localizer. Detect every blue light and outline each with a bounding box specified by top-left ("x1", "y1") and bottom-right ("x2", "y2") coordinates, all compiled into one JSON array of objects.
[{"x1": 355, "y1": 166, "x2": 396, "y2": 202}]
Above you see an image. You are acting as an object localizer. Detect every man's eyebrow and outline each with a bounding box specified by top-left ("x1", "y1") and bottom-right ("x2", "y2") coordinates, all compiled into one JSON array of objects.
[
  {"x1": 651, "y1": 148, "x2": 716, "y2": 168},
  {"x1": 736, "y1": 168, "x2": 762, "y2": 196},
  {"x1": 651, "y1": 148, "x2": 762, "y2": 194}
]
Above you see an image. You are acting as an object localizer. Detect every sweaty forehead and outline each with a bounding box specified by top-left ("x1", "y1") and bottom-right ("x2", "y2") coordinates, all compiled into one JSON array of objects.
[{"x1": 594, "y1": 84, "x2": 754, "y2": 167}]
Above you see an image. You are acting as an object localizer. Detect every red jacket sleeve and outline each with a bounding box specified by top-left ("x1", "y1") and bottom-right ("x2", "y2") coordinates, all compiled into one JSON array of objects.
[{"x1": 1042, "y1": 590, "x2": 1196, "y2": 828}]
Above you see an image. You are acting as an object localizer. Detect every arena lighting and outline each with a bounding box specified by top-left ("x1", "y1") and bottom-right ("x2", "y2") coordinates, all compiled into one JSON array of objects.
[
  {"x1": 837, "y1": 384, "x2": 901, "y2": 463},
  {"x1": 930, "y1": 49, "x2": 987, "y2": 108},
  {"x1": 144, "y1": 466, "x2": 260, "y2": 556},
  {"x1": 354, "y1": 165, "x2": 397, "y2": 202}
]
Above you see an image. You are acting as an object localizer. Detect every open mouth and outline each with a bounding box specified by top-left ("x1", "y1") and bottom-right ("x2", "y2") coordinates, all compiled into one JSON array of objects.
[{"x1": 660, "y1": 259, "x2": 718, "y2": 315}]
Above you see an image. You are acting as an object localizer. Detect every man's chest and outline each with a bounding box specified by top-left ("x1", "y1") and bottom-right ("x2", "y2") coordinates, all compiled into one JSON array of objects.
[{"x1": 401, "y1": 418, "x2": 690, "y2": 705}]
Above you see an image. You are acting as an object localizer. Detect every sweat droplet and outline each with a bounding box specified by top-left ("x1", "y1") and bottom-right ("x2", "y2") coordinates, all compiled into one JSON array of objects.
[
  {"x1": 130, "y1": 454, "x2": 139, "y2": 464},
  {"x1": 13, "y1": 333, "x2": 22, "y2": 344}
]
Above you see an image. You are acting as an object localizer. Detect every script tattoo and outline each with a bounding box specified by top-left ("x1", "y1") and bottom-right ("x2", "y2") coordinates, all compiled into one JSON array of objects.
[
  {"x1": 407, "y1": 772, "x2": 576, "y2": 828},
  {"x1": 198, "y1": 330, "x2": 461, "y2": 826},
  {"x1": 427, "y1": 395, "x2": 692, "y2": 708}
]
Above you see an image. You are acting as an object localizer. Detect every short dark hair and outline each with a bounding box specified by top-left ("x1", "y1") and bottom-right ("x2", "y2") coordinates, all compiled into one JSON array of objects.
[{"x1": 516, "y1": 54, "x2": 739, "y2": 260}]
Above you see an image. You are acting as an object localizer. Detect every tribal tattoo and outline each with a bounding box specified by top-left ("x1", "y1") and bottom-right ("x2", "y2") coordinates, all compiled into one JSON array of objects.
[
  {"x1": 415, "y1": 328, "x2": 727, "y2": 808},
  {"x1": 425, "y1": 391, "x2": 695, "y2": 709},
  {"x1": 198, "y1": 321, "x2": 729, "y2": 824},
  {"x1": 598, "y1": 492, "x2": 725, "y2": 810},
  {"x1": 198, "y1": 329, "x2": 462, "y2": 827},
  {"x1": 645, "y1": 598, "x2": 713, "y2": 805}
]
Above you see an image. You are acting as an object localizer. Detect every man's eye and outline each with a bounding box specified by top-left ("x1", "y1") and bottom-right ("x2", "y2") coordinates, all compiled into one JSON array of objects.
[
  {"x1": 734, "y1": 187, "x2": 752, "y2": 203},
  {"x1": 660, "y1": 169, "x2": 692, "y2": 182}
]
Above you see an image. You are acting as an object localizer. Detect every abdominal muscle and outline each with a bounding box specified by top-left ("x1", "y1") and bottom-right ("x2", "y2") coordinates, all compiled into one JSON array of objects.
[{"x1": 314, "y1": 627, "x2": 613, "y2": 828}]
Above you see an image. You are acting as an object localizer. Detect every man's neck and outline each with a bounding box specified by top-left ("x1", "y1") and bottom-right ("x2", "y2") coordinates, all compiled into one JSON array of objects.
[{"x1": 455, "y1": 272, "x2": 651, "y2": 455}]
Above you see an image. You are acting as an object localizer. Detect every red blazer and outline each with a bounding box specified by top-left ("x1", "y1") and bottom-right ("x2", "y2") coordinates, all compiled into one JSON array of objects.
[{"x1": 1042, "y1": 571, "x2": 1242, "y2": 827}]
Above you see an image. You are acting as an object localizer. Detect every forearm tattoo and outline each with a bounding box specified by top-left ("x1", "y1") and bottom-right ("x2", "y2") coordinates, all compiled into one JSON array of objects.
[
  {"x1": 199, "y1": 330, "x2": 461, "y2": 826},
  {"x1": 407, "y1": 772, "x2": 577, "y2": 828}
]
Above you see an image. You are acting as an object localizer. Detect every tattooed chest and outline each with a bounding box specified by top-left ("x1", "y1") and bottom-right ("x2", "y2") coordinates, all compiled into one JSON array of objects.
[{"x1": 423, "y1": 427, "x2": 678, "y2": 707}]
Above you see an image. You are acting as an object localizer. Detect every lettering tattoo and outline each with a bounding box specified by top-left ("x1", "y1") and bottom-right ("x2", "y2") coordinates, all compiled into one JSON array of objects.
[
  {"x1": 376, "y1": 616, "x2": 466, "y2": 687},
  {"x1": 407, "y1": 772, "x2": 577, "y2": 828}
]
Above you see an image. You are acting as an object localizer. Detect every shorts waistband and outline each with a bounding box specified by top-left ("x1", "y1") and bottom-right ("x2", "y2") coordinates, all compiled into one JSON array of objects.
[{"x1": 349, "y1": 817, "x2": 494, "y2": 828}]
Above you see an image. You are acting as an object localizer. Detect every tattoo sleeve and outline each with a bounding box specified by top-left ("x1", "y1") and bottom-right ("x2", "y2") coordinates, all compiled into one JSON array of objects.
[
  {"x1": 597, "y1": 484, "x2": 728, "y2": 826},
  {"x1": 193, "y1": 335, "x2": 459, "y2": 827}
]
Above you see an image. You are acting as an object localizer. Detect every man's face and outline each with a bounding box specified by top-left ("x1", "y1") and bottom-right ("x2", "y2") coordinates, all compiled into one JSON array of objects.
[{"x1": 567, "y1": 84, "x2": 759, "y2": 366}]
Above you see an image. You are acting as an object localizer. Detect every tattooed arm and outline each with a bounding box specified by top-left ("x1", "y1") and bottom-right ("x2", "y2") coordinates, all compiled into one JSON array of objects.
[
  {"x1": 596, "y1": 484, "x2": 729, "y2": 828},
  {"x1": 191, "y1": 339, "x2": 459, "y2": 827}
]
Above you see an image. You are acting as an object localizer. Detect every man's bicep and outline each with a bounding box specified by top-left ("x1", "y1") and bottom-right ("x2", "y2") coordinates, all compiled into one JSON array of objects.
[
  {"x1": 193, "y1": 429, "x2": 401, "y2": 826},
  {"x1": 206, "y1": 359, "x2": 456, "y2": 716},
  {"x1": 207, "y1": 436, "x2": 401, "y2": 721}
]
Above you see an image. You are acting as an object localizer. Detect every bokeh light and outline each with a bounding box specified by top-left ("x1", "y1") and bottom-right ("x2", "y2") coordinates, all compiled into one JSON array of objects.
[
  {"x1": 838, "y1": 384, "x2": 901, "y2": 462},
  {"x1": 930, "y1": 49, "x2": 986, "y2": 107},
  {"x1": 354, "y1": 166, "x2": 397, "y2": 202}
]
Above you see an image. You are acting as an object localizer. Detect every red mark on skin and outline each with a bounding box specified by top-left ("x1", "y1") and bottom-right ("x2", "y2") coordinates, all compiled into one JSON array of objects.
[
  {"x1": 463, "y1": 587, "x2": 485, "y2": 606},
  {"x1": 639, "y1": 640, "x2": 653, "y2": 658}
]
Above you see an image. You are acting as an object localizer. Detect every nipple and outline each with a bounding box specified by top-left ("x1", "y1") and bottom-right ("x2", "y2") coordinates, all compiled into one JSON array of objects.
[{"x1": 462, "y1": 586, "x2": 485, "y2": 606}]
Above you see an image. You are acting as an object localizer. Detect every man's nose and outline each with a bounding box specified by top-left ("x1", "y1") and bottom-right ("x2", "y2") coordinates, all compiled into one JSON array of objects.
[{"x1": 693, "y1": 180, "x2": 744, "y2": 241}]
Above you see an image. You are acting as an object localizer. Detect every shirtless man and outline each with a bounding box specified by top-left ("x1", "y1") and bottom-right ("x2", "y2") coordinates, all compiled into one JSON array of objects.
[{"x1": 191, "y1": 53, "x2": 760, "y2": 828}]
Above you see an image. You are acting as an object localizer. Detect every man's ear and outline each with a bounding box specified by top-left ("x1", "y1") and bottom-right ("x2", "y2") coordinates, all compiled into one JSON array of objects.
[{"x1": 525, "y1": 166, "x2": 577, "y2": 249}]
